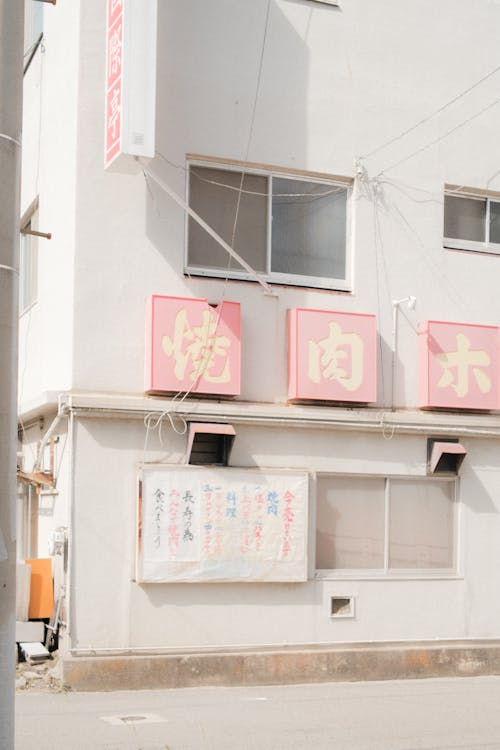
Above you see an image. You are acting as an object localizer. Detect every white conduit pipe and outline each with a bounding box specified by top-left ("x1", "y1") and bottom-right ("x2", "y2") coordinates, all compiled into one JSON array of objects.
[
  {"x1": 65, "y1": 404, "x2": 500, "y2": 439},
  {"x1": 33, "y1": 394, "x2": 69, "y2": 472}
]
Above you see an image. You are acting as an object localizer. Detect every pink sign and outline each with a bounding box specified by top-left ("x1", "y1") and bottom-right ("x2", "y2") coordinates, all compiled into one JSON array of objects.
[
  {"x1": 420, "y1": 320, "x2": 500, "y2": 410},
  {"x1": 145, "y1": 295, "x2": 241, "y2": 396},
  {"x1": 105, "y1": 0, "x2": 123, "y2": 166},
  {"x1": 288, "y1": 308, "x2": 377, "y2": 402}
]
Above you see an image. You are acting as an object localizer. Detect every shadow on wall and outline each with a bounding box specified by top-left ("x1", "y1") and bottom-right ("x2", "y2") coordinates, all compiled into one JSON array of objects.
[
  {"x1": 139, "y1": 578, "x2": 323, "y2": 612},
  {"x1": 459, "y1": 443, "x2": 500, "y2": 515},
  {"x1": 378, "y1": 334, "x2": 394, "y2": 408},
  {"x1": 145, "y1": 0, "x2": 310, "y2": 278}
]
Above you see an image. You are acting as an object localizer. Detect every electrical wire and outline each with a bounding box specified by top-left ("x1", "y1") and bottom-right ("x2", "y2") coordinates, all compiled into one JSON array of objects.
[
  {"x1": 224, "y1": 0, "x2": 272, "y2": 280},
  {"x1": 378, "y1": 179, "x2": 443, "y2": 206},
  {"x1": 381, "y1": 187, "x2": 477, "y2": 319},
  {"x1": 190, "y1": 169, "x2": 346, "y2": 199},
  {"x1": 361, "y1": 62, "x2": 500, "y2": 162},
  {"x1": 0, "y1": 133, "x2": 21, "y2": 148},
  {"x1": 142, "y1": 0, "x2": 274, "y2": 458},
  {"x1": 377, "y1": 95, "x2": 500, "y2": 178}
]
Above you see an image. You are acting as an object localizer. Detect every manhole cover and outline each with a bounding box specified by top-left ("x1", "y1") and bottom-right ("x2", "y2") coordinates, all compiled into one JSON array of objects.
[{"x1": 100, "y1": 713, "x2": 168, "y2": 726}]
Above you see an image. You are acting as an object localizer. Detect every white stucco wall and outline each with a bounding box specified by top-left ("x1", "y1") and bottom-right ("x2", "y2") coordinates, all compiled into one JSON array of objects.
[
  {"x1": 68, "y1": 416, "x2": 500, "y2": 651},
  {"x1": 19, "y1": 0, "x2": 500, "y2": 407},
  {"x1": 18, "y1": 0, "x2": 500, "y2": 654},
  {"x1": 64, "y1": 0, "x2": 500, "y2": 408}
]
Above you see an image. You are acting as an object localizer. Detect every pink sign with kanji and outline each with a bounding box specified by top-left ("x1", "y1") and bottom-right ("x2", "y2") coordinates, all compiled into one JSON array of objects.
[
  {"x1": 145, "y1": 295, "x2": 241, "y2": 396},
  {"x1": 105, "y1": 0, "x2": 123, "y2": 166},
  {"x1": 288, "y1": 308, "x2": 377, "y2": 402},
  {"x1": 420, "y1": 320, "x2": 500, "y2": 410}
]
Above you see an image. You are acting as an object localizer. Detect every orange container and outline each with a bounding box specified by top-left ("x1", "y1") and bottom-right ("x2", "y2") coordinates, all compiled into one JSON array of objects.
[{"x1": 25, "y1": 558, "x2": 54, "y2": 619}]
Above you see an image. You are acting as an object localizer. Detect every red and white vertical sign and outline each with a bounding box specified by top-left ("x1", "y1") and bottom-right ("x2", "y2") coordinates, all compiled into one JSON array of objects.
[{"x1": 105, "y1": 0, "x2": 124, "y2": 166}]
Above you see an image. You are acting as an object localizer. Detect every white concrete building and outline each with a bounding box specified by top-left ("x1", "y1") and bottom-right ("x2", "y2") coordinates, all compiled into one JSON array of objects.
[{"x1": 18, "y1": 0, "x2": 500, "y2": 688}]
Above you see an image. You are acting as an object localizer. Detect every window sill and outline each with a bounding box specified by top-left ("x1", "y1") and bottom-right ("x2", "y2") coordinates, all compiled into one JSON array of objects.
[
  {"x1": 308, "y1": 0, "x2": 340, "y2": 5},
  {"x1": 444, "y1": 239, "x2": 500, "y2": 256},
  {"x1": 185, "y1": 267, "x2": 351, "y2": 293},
  {"x1": 315, "y1": 570, "x2": 462, "y2": 581}
]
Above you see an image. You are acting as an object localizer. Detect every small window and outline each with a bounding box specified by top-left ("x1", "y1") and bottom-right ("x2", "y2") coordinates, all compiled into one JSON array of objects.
[
  {"x1": 187, "y1": 162, "x2": 351, "y2": 291},
  {"x1": 316, "y1": 475, "x2": 456, "y2": 575},
  {"x1": 444, "y1": 190, "x2": 500, "y2": 254},
  {"x1": 19, "y1": 216, "x2": 38, "y2": 314}
]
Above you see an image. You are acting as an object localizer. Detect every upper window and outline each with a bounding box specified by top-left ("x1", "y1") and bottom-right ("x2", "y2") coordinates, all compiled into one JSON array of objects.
[
  {"x1": 444, "y1": 190, "x2": 500, "y2": 254},
  {"x1": 186, "y1": 162, "x2": 351, "y2": 291},
  {"x1": 316, "y1": 475, "x2": 457, "y2": 576}
]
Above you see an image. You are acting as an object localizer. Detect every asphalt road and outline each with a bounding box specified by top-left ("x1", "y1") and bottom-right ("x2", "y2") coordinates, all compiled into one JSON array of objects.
[{"x1": 15, "y1": 675, "x2": 500, "y2": 750}]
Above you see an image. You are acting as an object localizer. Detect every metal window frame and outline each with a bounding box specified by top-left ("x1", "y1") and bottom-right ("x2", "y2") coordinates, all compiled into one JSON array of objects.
[
  {"x1": 185, "y1": 159, "x2": 352, "y2": 292},
  {"x1": 314, "y1": 473, "x2": 459, "y2": 580},
  {"x1": 444, "y1": 190, "x2": 500, "y2": 255},
  {"x1": 19, "y1": 212, "x2": 39, "y2": 315}
]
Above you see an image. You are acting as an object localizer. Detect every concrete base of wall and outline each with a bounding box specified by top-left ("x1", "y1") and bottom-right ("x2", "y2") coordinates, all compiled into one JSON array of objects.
[{"x1": 63, "y1": 640, "x2": 500, "y2": 691}]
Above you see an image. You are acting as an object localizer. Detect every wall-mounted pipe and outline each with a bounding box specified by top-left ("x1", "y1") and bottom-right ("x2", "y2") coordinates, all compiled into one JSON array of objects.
[{"x1": 33, "y1": 394, "x2": 69, "y2": 473}]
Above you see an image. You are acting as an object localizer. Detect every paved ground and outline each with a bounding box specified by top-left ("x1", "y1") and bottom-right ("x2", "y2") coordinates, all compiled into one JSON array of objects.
[{"x1": 15, "y1": 675, "x2": 500, "y2": 750}]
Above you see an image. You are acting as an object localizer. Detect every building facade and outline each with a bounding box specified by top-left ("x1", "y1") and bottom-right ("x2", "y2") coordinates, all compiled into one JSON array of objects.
[{"x1": 18, "y1": 0, "x2": 500, "y2": 688}]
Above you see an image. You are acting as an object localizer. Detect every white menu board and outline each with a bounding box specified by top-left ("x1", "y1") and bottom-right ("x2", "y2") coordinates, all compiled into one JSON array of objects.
[{"x1": 137, "y1": 465, "x2": 309, "y2": 582}]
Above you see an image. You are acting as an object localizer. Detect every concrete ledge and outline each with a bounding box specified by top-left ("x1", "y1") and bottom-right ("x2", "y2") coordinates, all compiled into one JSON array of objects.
[{"x1": 63, "y1": 641, "x2": 500, "y2": 691}]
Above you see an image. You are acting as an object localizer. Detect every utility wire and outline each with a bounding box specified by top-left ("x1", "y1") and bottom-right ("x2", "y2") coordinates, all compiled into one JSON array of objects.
[
  {"x1": 227, "y1": 0, "x2": 272, "y2": 271},
  {"x1": 191, "y1": 169, "x2": 346, "y2": 198},
  {"x1": 0, "y1": 133, "x2": 20, "y2": 148},
  {"x1": 377, "y1": 95, "x2": 500, "y2": 177},
  {"x1": 142, "y1": 1, "x2": 275, "y2": 455},
  {"x1": 361, "y1": 62, "x2": 500, "y2": 162}
]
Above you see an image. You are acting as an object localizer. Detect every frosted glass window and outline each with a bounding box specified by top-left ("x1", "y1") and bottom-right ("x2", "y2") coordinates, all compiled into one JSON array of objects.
[
  {"x1": 271, "y1": 178, "x2": 347, "y2": 279},
  {"x1": 187, "y1": 163, "x2": 349, "y2": 289},
  {"x1": 316, "y1": 475, "x2": 456, "y2": 574},
  {"x1": 444, "y1": 195, "x2": 486, "y2": 243},
  {"x1": 188, "y1": 167, "x2": 267, "y2": 272},
  {"x1": 389, "y1": 480, "x2": 454, "y2": 569},
  {"x1": 316, "y1": 477, "x2": 385, "y2": 569},
  {"x1": 490, "y1": 201, "x2": 500, "y2": 245}
]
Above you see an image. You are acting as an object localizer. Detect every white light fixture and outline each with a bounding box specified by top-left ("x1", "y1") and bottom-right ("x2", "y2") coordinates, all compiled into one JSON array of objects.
[{"x1": 392, "y1": 295, "x2": 416, "y2": 310}]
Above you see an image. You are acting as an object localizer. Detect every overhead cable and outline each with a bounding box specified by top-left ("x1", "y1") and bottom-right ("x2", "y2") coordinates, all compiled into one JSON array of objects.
[
  {"x1": 377, "y1": 95, "x2": 500, "y2": 176},
  {"x1": 361, "y1": 62, "x2": 500, "y2": 162},
  {"x1": 143, "y1": 167, "x2": 276, "y2": 296}
]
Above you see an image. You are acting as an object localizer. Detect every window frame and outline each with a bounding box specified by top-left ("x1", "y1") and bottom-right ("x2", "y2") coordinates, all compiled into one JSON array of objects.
[
  {"x1": 307, "y1": 0, "x2": 339, "y2": 5},
  {"x1": 443, "y1": 188, "x2": 500, "y2": 256},
  {"x1": 314, "y1": 473, "x2": 460, "y2": 580},
  {"x1": 185, "y1": 159, "x2": 353, "y2": 292},
  {"x1": 19, "y1": 206, "x2": 39, "y2": 315}
]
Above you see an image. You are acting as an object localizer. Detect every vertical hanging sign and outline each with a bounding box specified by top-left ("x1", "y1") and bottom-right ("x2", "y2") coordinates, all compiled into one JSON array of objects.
[
  {"x1": 104, "y1": 0, "x2": 157, "y2": 169},
  {"x1": 105, "y1": 0, "x2": 124, "y2": 166}
]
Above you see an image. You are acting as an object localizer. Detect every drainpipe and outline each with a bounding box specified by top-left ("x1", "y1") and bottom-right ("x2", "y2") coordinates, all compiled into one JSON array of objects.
[{"x1": 33, "y1": 394, "x2": 69, "y2": 473}]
